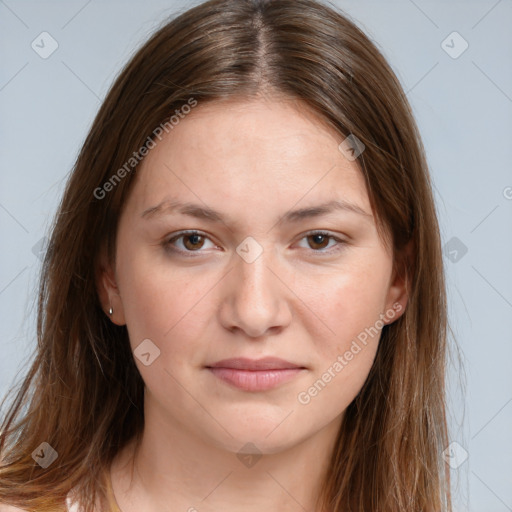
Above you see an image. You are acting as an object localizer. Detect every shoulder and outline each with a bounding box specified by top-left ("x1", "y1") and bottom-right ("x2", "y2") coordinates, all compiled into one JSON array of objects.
[
  {"x1": 0, "y1": 501, "x2": 75, "y2": 511},
  {"x1": 0, "y1": 505, "x2": 28, "y2": 512}
]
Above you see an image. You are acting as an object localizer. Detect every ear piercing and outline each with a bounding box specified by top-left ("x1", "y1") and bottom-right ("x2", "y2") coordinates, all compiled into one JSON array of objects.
[{"x1": 108, "y1": 306, "x2": 113, "y2": 316}]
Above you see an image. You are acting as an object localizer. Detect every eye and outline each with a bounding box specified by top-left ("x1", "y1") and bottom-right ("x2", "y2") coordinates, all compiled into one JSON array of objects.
[
  {"x1": 164, "y1": 230, "x2": 217, "y2": 256},
  {"x1": 296, "y1": 231, "x2": 346, "y2": 253}
]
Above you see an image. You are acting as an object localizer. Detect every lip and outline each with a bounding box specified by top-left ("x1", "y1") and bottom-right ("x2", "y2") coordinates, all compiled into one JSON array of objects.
[
  {"x1": 207, "y1": 357, "x2": 304, "y2": 371},
  {"x1": 206, "y1": 358, "x2": 306, "y2": 392}
]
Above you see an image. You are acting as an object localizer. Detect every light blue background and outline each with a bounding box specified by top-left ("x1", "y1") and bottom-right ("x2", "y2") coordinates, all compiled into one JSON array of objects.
[{"x1": 1, "y1": 1, "x2": 511, "y2": 510}]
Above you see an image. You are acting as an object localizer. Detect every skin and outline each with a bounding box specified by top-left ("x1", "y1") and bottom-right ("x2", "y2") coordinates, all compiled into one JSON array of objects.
[{"x1": 98, "y1": 96, "x2": 409, "y2": 512}]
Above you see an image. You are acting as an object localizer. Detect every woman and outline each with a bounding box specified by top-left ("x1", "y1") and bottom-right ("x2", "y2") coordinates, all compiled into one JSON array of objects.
[{"x1": 0, "y1": 0, "x2": 453, "y2": 510}]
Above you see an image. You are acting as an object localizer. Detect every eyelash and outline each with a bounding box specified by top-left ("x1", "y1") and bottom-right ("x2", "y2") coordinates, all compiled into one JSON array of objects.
[{"x1": 163, "y1": 230, "x2": 347, "y2": 258}]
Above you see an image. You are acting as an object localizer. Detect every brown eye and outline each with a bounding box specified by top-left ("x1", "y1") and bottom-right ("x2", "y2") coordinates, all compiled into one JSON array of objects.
[
  {"x1": 297, "y1": 231, "x2": 346, "y2": 255},
  {"x1": 164, "y1": 231, "x2": 216, "y2": 256},
  {"x1": 182, "y1": 233, "x2": 205, "y2": 251},
  {"x1": 307, "y1": 233, "x2": 330, "y2": 250}
]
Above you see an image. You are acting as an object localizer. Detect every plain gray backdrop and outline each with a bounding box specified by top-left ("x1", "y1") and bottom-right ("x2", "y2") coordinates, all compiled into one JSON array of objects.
[{"x1": 1, "y1": 1, "x2": 511, "y2": 510}]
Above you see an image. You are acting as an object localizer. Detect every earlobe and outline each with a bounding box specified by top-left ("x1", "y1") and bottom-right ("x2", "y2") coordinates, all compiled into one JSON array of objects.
[
  {"x1": 95, "y1": 256, "x2": 127, "y2": 326},
  {"x1": 384, "y1": 240, "x2": 414, "y2": 324},
  {"x1": 384, "y1": 279, "x2": 408, "y2": 325}
]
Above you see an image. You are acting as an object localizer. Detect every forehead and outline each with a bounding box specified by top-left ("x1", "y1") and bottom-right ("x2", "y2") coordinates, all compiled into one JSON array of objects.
[{"x1": 126, "y1": 98, "x2": 371, "y2": 221}]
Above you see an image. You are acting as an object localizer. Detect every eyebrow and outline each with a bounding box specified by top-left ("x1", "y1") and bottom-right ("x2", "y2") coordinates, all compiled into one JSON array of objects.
[{"x1": 141, "y1": 198, "x2": 372, "y2": 225}]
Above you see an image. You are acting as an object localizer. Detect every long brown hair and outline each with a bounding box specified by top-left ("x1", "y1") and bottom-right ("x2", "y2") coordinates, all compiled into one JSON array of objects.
[{"x1": 0, "y1": 0, "x2": 453, "y2": 510}]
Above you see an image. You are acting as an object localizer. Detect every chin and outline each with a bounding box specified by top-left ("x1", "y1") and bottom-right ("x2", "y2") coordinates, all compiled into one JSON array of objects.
[{"x1": 209, "y1": 422, "x2": 306, "y2": 456}]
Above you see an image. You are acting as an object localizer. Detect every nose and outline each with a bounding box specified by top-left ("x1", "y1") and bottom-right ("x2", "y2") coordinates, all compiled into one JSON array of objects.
[{"x1": 218, "y1": 244, "x2": 293, "y2": 339}]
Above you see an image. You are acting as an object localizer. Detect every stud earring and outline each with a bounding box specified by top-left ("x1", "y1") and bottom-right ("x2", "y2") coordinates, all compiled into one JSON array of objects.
[{"x1": 108, "y1": 306, "x2": 113, "y2": 316}]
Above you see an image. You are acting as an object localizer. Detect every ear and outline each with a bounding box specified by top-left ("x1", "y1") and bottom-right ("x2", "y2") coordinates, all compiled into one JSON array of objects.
[
  {"x1": 383, "y1": 239, "x2": 413, "y2": 325},
  {"x1": 95, "y1": 247, "x2": 126, "y2": 326}
]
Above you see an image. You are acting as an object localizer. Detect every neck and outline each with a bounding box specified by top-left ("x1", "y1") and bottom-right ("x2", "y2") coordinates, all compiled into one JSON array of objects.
[{"x1": 110, "y1": 404, "x2": 342, "y2": 512}]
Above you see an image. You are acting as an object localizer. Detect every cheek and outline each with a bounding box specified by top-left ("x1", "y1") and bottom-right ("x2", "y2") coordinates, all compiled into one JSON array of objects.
[
  {"x1": 116, "y1": 251, "x2": 218, "y2": 356},
  {"x1": 300, "y1": 255, "x2": 391, "y2": 358},
  {"x1": 116, "y1": 255, "x2": 216, "y2": 398},
  {"x1": 295, "y1": 266, "x2": 388, "y2": 418}
]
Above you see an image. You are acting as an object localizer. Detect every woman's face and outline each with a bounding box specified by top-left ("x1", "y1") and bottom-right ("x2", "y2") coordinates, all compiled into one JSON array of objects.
[{"x1": 101, "y1": 97, "x2": 407, "y2": 454}]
